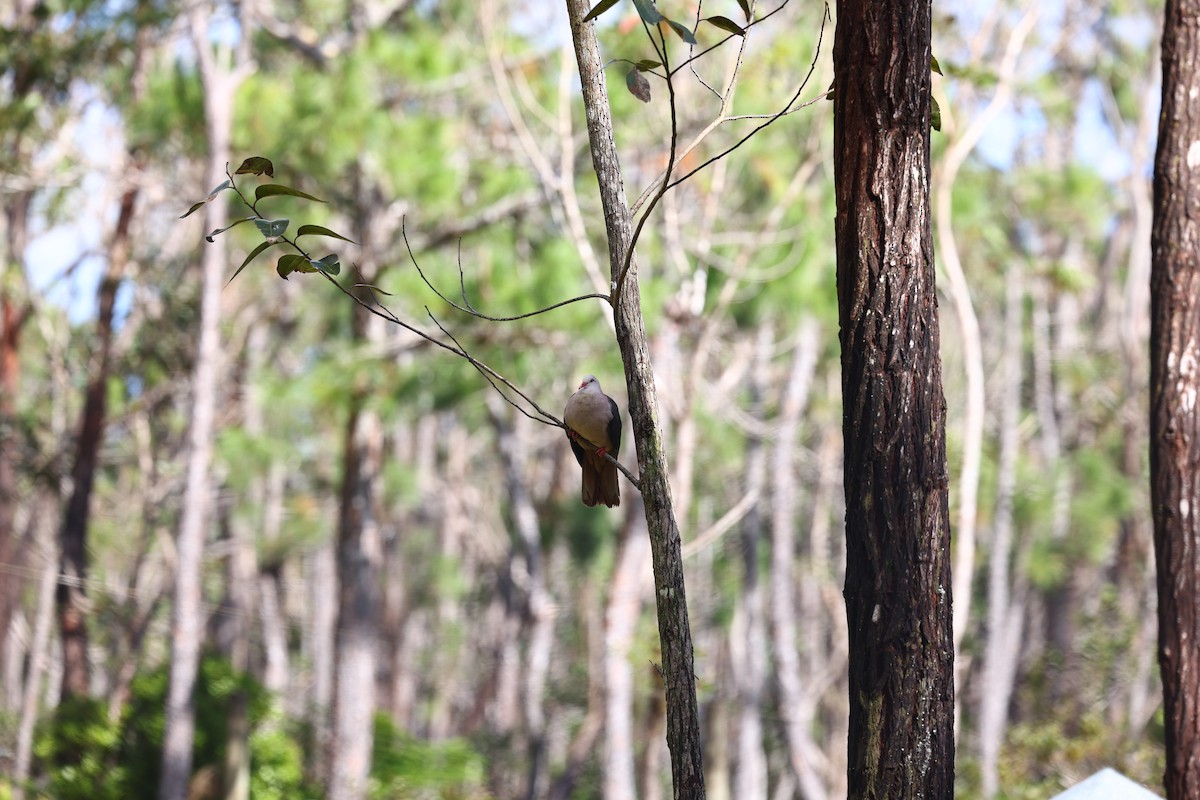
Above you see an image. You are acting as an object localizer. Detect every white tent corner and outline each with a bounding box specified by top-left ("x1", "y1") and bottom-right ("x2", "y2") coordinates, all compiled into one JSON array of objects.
[{"x1": 1049, "y1": 767, "x2": 1163, "y2": 800}]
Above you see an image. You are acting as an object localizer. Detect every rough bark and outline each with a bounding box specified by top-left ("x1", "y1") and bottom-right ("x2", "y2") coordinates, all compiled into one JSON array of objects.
[
  {"x1": 1150, "y1": 0, "x2": 1200, "y2": 795},
  {"x1": 564, "y1": 3, "x2": 705, "y2": 796},
  {"x1": 833, "y1": 0, "x2": 955, "y2": 794}
]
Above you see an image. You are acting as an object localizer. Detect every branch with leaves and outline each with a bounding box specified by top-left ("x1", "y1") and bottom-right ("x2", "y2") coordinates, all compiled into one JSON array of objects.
[{"x1": 180, "y1": 156, "x2": 643, "y2": 493}]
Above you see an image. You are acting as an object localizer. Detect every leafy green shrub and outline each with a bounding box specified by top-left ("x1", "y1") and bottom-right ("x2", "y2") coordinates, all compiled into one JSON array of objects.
[{"x1": 31, "y1": 653, "x2": 318, "y2": 799}]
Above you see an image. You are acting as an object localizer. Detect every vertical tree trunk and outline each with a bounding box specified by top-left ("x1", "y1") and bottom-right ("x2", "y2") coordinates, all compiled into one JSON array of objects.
[
  {"x1": 564, "y1": 3, "x2": 705, "y2": 796},
  {"x1": 604, "y1": 501, "x2": 651, "y2": 800},
  {"x1": 327, "y1": 181, "x2": 387, "y2": 797},
  {"x1": 732, "y1": 327, "x2": 769, "y2": 800},
  {"x1": 57, "y1": 184, "x2": 139, "y2": 700},
  {"x1": 833, "y1": 0, "x2": 955, "y2": 794},
  {"x1": 768, "y1": 320, "x2": 827, "y2": 800},
  {"x1": 12, "y1": 505, "x2": 58, "y2": 800},
  {"x1": 978, "y1": 264, "x2": 1027, "y2": 800},
  {"x1": 0, "y1": 191, "x2": 33, "y2": 687},
  {"x1": 159, "y1": 6, "x2": 249, "y2": 797},
  {"x1": 328, "y1": 390, "x2": 383, "y2": 800},
  {"x1": 1150, "y1": 0, "x2": 1200, "y2": 795},
  {"x1": 308, "y1": 540, "x2": 338, "y2": 780}
]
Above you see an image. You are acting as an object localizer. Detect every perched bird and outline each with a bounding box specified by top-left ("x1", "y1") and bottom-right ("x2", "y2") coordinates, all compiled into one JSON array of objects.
[{"x1": 564, "y1": 375, "x2": 622, "y2": 507}]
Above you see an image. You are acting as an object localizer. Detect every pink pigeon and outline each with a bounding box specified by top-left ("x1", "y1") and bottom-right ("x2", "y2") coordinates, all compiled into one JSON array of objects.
[{"x1": 564, "y1": 375, "x2": 622, "y2": 507}]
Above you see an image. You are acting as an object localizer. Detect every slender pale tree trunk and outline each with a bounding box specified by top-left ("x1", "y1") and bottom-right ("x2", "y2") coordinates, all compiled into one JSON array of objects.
[
  {"x1": 978, "y1": 263, "x2": 1027, "y2": 799},
  {"x1": 833, "y1": 0, "x2": 955, "y2": 793},
  {"x1": 564, "y1": 3, "x2": 706, "y2": 795},
  {"x1": 731, "y1": 327, "x2": 769, "y2": 800},
  {"x1": 605, "y1": 502, "x2": 651, "y2": 800},
  {"x1": 768, "y1": 320, "x2": 826, "y2": 800},
  {"x1": 12, "y1": 510, "x2": 58, "y2": 800},
  {"x1": 159, "y1": 6, "x2": 249, "y2": 797},
  {"x1": 0, "y1": 190, "x2": 33, "y2": 691},
  {"x1": 935, "y1": 8, "x2": 1037, "y2": 664},
  {"x1": 1150, "y1": 0, "x2": 1200, "y2": 794}
]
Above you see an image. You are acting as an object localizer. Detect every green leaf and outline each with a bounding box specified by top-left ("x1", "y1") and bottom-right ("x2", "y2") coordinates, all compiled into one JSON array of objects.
[
  {"x1": 208, "y1": 179, "x2": 232, "y2": 199},
  {"x1": 930, "y1": 55, "x2": 943, "y2": 75},
  {"x1": 582, "y1": 0, "x2": 620, "y2": 22},
  {"x1": 666, "y1": 19, "x2": 697, "y2": 43},
  {"x1": 296, "y1": 224, "x2": 357, "y2": 244},
  {"x1": 635, "y1": 59, "x2": 662, "y2": 70},
  {"x1": 313, "y1": 254, "x2": 341, "y2": 276},
  {"x1": 255, "y1": 184, "x2": 325, "y2": 203},
  {"x1": 181, "y1": 202, "x2": 206, "y2": 219},
  {"x1": 179, "y1": 180, "x2": 233, "y2": 218},
  {"x1": 631, "y1": 0, "x2": 663, "y2": 23},
  {"x1": 626, "y1": 67, "x2": 652, "y2": 103},
  {"x1": 234, "y1": 156, "x2": 275, "y2": 177},
  {"x1": 206, "y1": 216, "x2": 257, "y2": 242},
  {"x1": 704, "y1": 15, "x2": 745, "y2": 35},
  {"x1": 276, "y1": 254, "x2": 307, "y2": 279},
  {"x1": 227, "y1": 240, "x2": 276, "y2": 285},
  {"x1": 737, "y1": 0, "x2": 751, "y2": 20},
  {"x1": 931, "y1": 95, "x2": 942, "y2": 132},
  {"x1": 254, "y1": 218, "x2": 290, "y2": 240}
]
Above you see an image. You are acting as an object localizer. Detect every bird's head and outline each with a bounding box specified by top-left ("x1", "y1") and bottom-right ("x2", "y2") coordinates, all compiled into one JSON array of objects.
[{"x1": 578, "y1": 374, "x2": 599, "y2": 391}]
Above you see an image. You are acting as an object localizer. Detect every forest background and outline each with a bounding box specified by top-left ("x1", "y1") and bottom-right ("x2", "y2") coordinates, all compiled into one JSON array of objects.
[{"x1": 0, "y1": 0, "x2": 1167, "y2": 798}]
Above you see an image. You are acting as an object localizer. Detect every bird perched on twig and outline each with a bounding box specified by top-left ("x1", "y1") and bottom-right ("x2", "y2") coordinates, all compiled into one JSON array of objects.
[{"x1": 564, "y1": 375, "x2": 622, "y2": 507}]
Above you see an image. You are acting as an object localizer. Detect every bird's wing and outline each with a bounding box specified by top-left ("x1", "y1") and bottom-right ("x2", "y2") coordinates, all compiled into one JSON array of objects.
[{"x1": 605, "y1": 394, "x2": 621, "y2": 456}]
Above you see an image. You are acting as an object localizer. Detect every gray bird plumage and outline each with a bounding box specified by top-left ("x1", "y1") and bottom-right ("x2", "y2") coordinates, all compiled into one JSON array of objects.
[{"x1": 564, "y1": 375, "x2": 622, "y2": 507}]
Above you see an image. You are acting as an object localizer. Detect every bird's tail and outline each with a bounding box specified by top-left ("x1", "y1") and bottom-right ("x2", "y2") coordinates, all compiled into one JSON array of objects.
[{"x1": 600, "y1": 462, "x2": 620, "y2": 508}]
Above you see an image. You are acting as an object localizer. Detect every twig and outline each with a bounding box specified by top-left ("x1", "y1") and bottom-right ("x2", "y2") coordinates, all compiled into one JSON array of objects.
[
  {"x1": 401, "y1": 219, "x2": 610, "y2": 321},
  {"x1": 664, "y1": 4, "x2": 830, "y2": 193},
  {"x1": 613, "y1": 22, "x2": 679, "y2": 306}
]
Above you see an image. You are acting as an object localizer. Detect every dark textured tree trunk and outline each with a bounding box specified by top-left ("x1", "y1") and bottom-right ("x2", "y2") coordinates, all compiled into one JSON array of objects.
[
  {"x1": 57, "y1": 185, "x2": 138, "y2": 700},
  {"x1": 833, "y1": 0, "x2": 955, "y2": 794},
  {"x1": 1150, "y1": 0, "x2": 1200, "y2": 795},
  {"x1": 564, "y1": 3, "x2": 705, "y2": 797}
]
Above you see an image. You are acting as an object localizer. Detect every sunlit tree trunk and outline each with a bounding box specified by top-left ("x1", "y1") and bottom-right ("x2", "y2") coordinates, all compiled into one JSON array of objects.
[
  {"x1": 979, "y1": 263, "x2": 1027, "y2": 799},
  {"x1": 564, "y1": 3, "x2": 706, "y2": 795},
  {"x1": 0, "y1": 189, "x2": 33, "y2": 690},
  {"x1": 159, "y1": 5, "x2": 250, "y2": 797},
  {"x1": 604, "y1": 502, "x2": 651, "y2": 800},
  {"x1": 833, "y1": 0, "x2": 955, "y2": 793},
  {"x1": 1150, "y1": 0, "x2": 1200, "y2": 794}
]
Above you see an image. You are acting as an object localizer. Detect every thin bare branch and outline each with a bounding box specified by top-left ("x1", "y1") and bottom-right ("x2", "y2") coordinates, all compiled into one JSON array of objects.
[
  {"x1": 613, "y1": 23, "x2": 679, "y2": 305},
  {"x1": 664, "y1": 4, "x2": 830, "y2": 193},
  {"x1": 401, "y1": 219, "x2": 610, "y2": 321},
  {"x1": 669, "y1": 0, "x2": 791, "y2": 78}
]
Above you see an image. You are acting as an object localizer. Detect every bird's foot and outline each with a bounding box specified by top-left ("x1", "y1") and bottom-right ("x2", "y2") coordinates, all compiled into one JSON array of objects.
[{"x1": 596, "y1": 447, "x2": 607, "y2": 459}]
